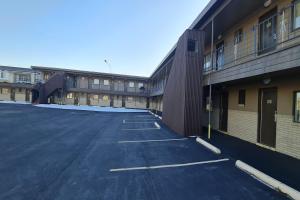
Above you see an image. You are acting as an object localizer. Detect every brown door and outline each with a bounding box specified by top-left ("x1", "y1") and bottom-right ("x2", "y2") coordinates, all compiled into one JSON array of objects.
[
  {"x1": 10, "y1": 88, "x2": 15, "y2": 101},
  {"x1": 122, "y1": 96, "x2": 126, "y2": 107},
  {"x1": 258, "y1": 88, "x2": 277, "y2": 147},
  {"x1": 219, "y1": 91, "x2": 228, "y2": 132},
  {"x1": 25, "y1": 89, "x2": 30, "y2": 102}
]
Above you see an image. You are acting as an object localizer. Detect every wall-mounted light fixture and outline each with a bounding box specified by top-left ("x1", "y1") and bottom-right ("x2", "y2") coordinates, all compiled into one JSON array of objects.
[
  {"x1": 264, "y1": 0, "x2": 272, "y2": 8},
  {"x1": 263, "y1": 78, "x2": 272, "y2": 85},
  {"x1": 217, "y1": 34, "x2": 222, "y2": 40}
]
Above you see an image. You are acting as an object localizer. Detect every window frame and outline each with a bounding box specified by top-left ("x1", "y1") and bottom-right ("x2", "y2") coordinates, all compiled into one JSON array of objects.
[
  {"x1": 103, "y1": 79, "x2": 110, "y2": 86},
  {"x1": 203, "y1": 54, "x2": 212, "y2": 72},
  {"x1": 66, "y1": 93, "x2": 73, "y2": 99},
  {"x1": 129, "y1": 81, "x2": 135, "y2": 88},
  {"x1": 293, "y1": 0, "x2": 300, "y2": 30},
  {"x1": 238, "y1": 89, "x2": 246, "y2": 106},
  {"x1": 187, "y1": 39, "x2": 198, "y2": 53},
  {"x1": 93, "y1": 79, "x2": 99, "y2": 85},
  {"x1": 293, "y1": 91, "x2": 300, "y2": 123},
  {"x1": 234, "y1": 28, "x2": 243, "y2": 45}
]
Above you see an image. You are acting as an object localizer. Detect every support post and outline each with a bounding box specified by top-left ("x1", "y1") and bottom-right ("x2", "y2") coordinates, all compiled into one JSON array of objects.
[{"x1": 208, "y1": 18, "x2": 214, "y2": 140}]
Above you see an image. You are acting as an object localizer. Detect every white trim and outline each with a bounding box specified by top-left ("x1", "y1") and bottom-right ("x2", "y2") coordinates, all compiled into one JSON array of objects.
[
  {"x1": 118, "y1": 138, "x2": 188, "y2": 144},
  {"x1": 236, "y1": 160, "x2": 300, "y2": 200},
  {"x1": 110, "y1": 158, "x2": 229, "y2": 172}
]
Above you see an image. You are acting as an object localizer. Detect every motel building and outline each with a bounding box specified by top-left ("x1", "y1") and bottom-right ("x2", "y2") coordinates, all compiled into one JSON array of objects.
[{"x1": 1, "y1": 0, "x2": 300, "y2": 160}]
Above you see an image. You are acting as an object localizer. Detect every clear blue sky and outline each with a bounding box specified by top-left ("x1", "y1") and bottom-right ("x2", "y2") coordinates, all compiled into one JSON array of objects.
[{"x1": 0, "y1": 0, "x2": 210, "y2": 76}]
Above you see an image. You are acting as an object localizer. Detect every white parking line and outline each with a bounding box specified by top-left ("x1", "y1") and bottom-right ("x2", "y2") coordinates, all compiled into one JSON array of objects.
[
  {"x1": 154, "y1": 122, "x2": 161, "y2": 129},
  {"x1": 123, "y1": 121, "x2": 156, "y2": 124},
  {"x1": 135, "y1": 115, "x2": 154, "y2": 118},
  {"x1": 123, "y1": 119, "x2": 157, "y2": 123},
  {"x1": 118, "y1": 138, "x2": 188, "y2": 144},
  {"x1": 121, "y1": 128, "x2": 160, "y2": 131},
  {"x1": 110, "y1": 158, "x2": 230, "y2": 172}
]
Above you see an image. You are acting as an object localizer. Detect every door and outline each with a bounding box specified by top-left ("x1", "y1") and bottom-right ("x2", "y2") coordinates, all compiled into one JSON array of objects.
[
  {"x1": 258, "y1": 88, "x2": 277, "y2": 147},
  {"x1": 219, "y1": 91, "x2": 228, "y2": 132},
  {"x1": 110, "y1": 95, "x2": 114, "y2": 107},
  {"x1": 258, "y1": 8, "x2": 277, "y2": 54},
  {"x1": 216, "y1": 41, "x2": 224, "y2": 70},
  {"x1": 122, "y1": 96, "x2": 126, "y2": 107},
  {"x1": 10, "y1": 88, "x2": 15, "y2": 101},
  {"x1": 74, "y1": 93, "x2": 79, "y2": 105},
  {"x1": 25, "y1": 89, "x2": 30, "y2": 102}
]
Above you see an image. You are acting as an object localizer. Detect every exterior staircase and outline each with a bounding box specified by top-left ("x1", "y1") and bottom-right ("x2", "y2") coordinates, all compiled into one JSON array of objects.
[{"x1": 32, "y1": 72, "x2": 65, "y2": 104}]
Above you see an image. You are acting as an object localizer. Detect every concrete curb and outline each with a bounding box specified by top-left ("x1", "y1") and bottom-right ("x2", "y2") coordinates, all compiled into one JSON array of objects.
[
  {"x1": 235, "y1": 160, "x2": 300, "y2": 200},
  {"x1": 149, "y1": 111, "x2": 162, "y2": 120},
  {"x1": 196, "y1": 137, "x2": 221, "y2": 154}
]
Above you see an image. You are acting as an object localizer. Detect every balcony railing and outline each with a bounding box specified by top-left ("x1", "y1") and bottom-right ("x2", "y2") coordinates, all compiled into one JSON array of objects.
[{"x1": 204, "y1": 5, "x2": 300, "y2": 73}]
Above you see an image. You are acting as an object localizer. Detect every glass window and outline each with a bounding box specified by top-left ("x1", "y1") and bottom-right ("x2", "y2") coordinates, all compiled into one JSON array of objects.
[
  {"x1": 0, "y1": 71, "x2": 4, "y2": 79},
  {"x1": 138, "y1": 83, "x2": 144, "y2": 88},
  {"x1": 238, "y1": 89, "x2": 246, "y2": 105},
  {"x1": 187, "y1": 39, "x2": 198, "y2": 52},
  {"x1": 129, "y1": 82, "x2": 135, "y2": 88},
  {"x1": 18, "y1": 74, "x2": 31, "y2": 83},
  {"x1": 127, "y1": 97, "x2": 133, "y2": 102},
  {"x1": 93, "y1": 95, "x2": 99, "y2": 100},
  {"x1": 1, "y1": 88, "x2": 9, "y2": 94},
  {"x1": 94, "y1": 79, "x2": 99, "y2": 84},
  {"x1": 203, "y1": 54, "x2": 211, "y2": 72},
  {"x1": 294, "y1": 0, "x2": 300, "y2": 29},
  {"x1": 104, "y1": 80, "x2": 110, "y2": 85},
  {"x1": 294, "y1": 91, "x2": 300, "y2": 122},
  {"x1": 234, "y1": 29, "x2": 243, "y2": 44},
  {"x1": 67, "y1": 93, "x2": 73, "y2": 99},
  {"x1": 103, "y1": 95, "x2": 109, "y2": 101}
]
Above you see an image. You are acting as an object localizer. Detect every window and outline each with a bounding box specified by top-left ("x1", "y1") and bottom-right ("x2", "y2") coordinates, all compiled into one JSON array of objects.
[
  {"x1": 44, "y1": 74, "x2": 50, "y2": 80},
  {"x1": 93, "y1": 95, "x2": 99, "y2": 100},
  {"x1": 1, "y1": 88, "x2": 9, "y2": 94},
  {"x1": 0, "y1": 71, "x2": 5, "y2": 79},
  {"x1": 103, "y1": 95, "x2": 109, "y2": 101},
  {"x1": 18, "y1": 88, "x2": 23, "y2": 93},
  {"x1": 138, "y1": 83, "x2": 144, "y2": 88},
  {"x1": 216, "y1": 41, "x2": 224, "y2": 70},
  {"x1": 238, "y1": 89, "x2": 246, "y2": 106},
  {"x1": 127, "y1": 97, "x2": 133, "y2": 102},
  {"x1": 94, "y1": 79, "x2": 99, "y2": 84},
  {"x1": 67, "y1": 93, "x2": 73, "y2": 99},
  {"x1": 293, "y1": 91, "x2": 300, "y2": 122},
  {"x1": 234, "y1": 29, "x2": 243, "y2": 44},
  {"x1": 129, "y1": 82, "x2": 135, "y2": 88},
  {"x1": 294, "y1": 0, "x2": 300, "y2": 29},
  {"x1": 187, "y1": 39, "x2": 198, "y2": 52},
  {"x1": 104, "y1": 79, "x2": 110, "y2": 85},
  {"x1": 18, "y1": 74, "x2": 31, "y2": 83},
  {"x1": 203, "y1": 54, "x2": 211, "y2": 72}
]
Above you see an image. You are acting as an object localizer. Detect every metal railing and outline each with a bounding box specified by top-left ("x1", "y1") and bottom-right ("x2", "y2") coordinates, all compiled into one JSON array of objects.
[{"x1": 204, "y1": 5, "x2": 300, "y2": 73}]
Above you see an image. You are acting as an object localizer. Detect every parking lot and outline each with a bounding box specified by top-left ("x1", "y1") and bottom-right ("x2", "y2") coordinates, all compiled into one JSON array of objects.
[{"x1": 0, "y1": 104, "x2": 288, "y2": 200}]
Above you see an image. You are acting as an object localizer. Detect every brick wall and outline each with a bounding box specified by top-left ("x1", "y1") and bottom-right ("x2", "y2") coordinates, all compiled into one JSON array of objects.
[
  {"x1": 276, "y1": 114, "x2": 300, "y2": 159},
  {"x1": 228, "y1": 109, "x2": 258, "y2": 144}
]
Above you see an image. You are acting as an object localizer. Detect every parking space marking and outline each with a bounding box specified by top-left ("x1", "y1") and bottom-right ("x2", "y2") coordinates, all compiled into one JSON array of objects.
[
  {"x1": 123, "y1": 119, "x2": 157, "y2": 123},
  {"x1": 118, "y1": 138, "x2": 188, "y2": 144},
  {"x1": 122, "y1": 122, "x2": 161, "y2": 131},
  {"x1": 110, "y1": 158, "x2": 230, "y2": 172},
  {"x1": 121, "y1": 127, "x2": 160, "y2": 131},
  {"x1": 154, "y1": 122, "x2": 161, "y2": 129},
  {"x1": 123, "y1": 120, "x2": 156, "y2": 124}
]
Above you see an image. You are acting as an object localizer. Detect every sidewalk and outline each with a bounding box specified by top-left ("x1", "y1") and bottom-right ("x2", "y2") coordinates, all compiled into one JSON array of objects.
[{"x1": 201, "y1": 129, "x2": 300, "y2": 191}]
